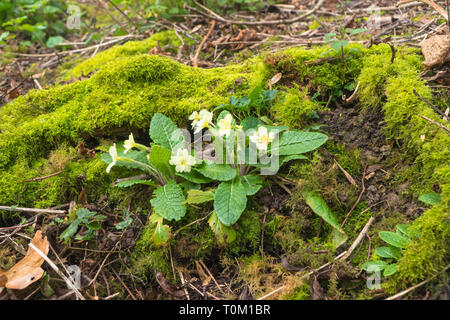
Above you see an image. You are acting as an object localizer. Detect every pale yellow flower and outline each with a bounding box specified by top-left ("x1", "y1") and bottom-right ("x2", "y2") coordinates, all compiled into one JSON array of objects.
[
  {"x1": 193, "y1": 110, "x2": 213, "y2": 133},
  {"x1": 123, "y1": 133, "x2": 136, "y2": 154},
  {"x1": 106, "y1": 144, "x2": 119, "y2": 173},
  {"x1": 217, "y1": 113, "x2": 233, "y2": 137},
  {"x1": 249, "y1": 126, "x2": 275, "y2": 151}
]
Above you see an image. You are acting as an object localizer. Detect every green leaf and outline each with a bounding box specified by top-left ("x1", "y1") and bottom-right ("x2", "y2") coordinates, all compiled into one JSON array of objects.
[
  {"x1": 396, "y1": 224, "x2": 410, "y2": 238},
  {"x1": 59, "y1": 220, "x2": 80, "y2": 240},
  {"x1": 241, "y1": 175, "x2": 263, "y2": 196},
  {"x1": 150, "y1": 113, "x2": 185, "y2": 151},
  {"x1": 379, "y1": 231, "x2": 410, "y2": 249},
  {"x1": 46, "y1": 35, "x2": 64, "y2": 48},
  {"x1": 375, "y1": 246, "x2": 401, "y2": 260},
  {"x1": 186, "y1": 189, "x2": 215, "y2": 204},
  {"x1": 208, "y1": 211, "x2": 236, "y2": 244},
  {"x1": 194, "y1": 163, "x2": 236, "y2": 181},
  {"x1": 152, "y1": 222, "x2": 171, "y2": 246},
  {"x1": 150, "y1": 181, "x2": 186, "y2": 221},
  {"x1": 241, "y1": 117, "x2": 263, "y2": 131},
  {"x1": 87, "y1": 221, "x2": 101, "y2": 231},
  {"x1": 102, "y1": 147, "x2": 150, "y2": 171},
  {"x1": 362, "y1": 260, "x2": 388, "y2": 272},
  {"x1": 214, "y1": 178, "x2": 247, "y2": 226},
  {"x1": 302, "y1": 190, "x2": 345, "y2": 234},
  {"x1": 418, "y1": 192, "x2": 441, "y2": 206},
  {"x1": 149, "y1": 145, "x2": 174, "y2": 179},
  {"x1": 383, "y1": 264, "x2": 397, "y2": 277},
  {"x1": 176, "y1": 170, "x2": 212, "y2": 184},
  {"x1": 273, "y1": 130, "x2": 328, "y2": 156},
  {"x1": 114, "y1": 179, "x2": 156, "y2": 188},
  {"x1": 115, "y1": 211, "x2": 133, "y2": 230}
]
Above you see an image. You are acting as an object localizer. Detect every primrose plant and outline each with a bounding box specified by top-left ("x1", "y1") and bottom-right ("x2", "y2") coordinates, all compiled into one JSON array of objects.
[{"x1": 102, "y1": 109, "x2": 328, "y2": 245}]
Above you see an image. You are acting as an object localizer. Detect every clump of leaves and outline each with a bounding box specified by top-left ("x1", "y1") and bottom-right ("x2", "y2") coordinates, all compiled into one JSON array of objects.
[
  {"x1": 60, "y1": 208, "x2": 106, "y2": 241},
  {"x1": 362, "y1": 224, "x2": 414, "y2": 277},
  {"x1": 102, "y1": 92, "x2": 328, "y2": 246}
]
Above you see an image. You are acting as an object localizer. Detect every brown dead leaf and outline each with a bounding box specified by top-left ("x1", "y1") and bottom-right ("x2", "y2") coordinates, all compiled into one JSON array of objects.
[
  {"x1": 0, "y1": 230, "x2": 49, "y2": 290},
  {"x1": 230, "y1": 29, "x2": 261, "y2": 50},
  {"x1": 155, "y1": 271, "x2": 185, "y2": 298},
  {"x1": 310, "y1": 274, "x2": 324, "y2": 300},
  {"x1": 421, "y1": 35, "x2": 450, "y2": 69}
]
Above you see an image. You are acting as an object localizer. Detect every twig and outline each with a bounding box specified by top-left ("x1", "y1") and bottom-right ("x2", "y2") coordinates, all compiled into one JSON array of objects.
[
  {"x1": 186, "y1": 0, "x2": 325, "y2": 26},
  {"x1": 193, "y1": 20, "x2": 216, "y2": 68},
  {"x1": 0, "y1": 206, "x2": 65, "y2": 215},
  {"x1": 418, "y1": 115, "x2": 450, "y2": 132},
  {"x1": 413, "y1": 89, "x2": 446, "y2": 118},
  {"x1": 258, "y1": 217, "x2": 374, "y2": 300},
  {"x1": 178, "y1": 271, "x2": 190, "y2": 300},
  {"x1": 199, "y1": 260, "x2": 225, "y2": 295},
  {"x1": 386, "y1": 264, "x2": 450, "y2": 300},
  {"x1": 23, "y1": 170, "x2": 63, "y2": 182},
  {"x1": 341, "y1": 165, "x2": 368, "y2": 227},
  {"x1": 356, "y1": 200, "x2": 387, "y2": 218},
  {"x1": 333, "y1": 159, "x2": 358, "y2": 187},
  {"x1": 29, "y1": 243, "x2": 85, "y2": 300}
]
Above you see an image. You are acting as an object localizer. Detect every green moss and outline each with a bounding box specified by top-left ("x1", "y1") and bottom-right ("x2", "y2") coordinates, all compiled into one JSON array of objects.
[
  {"x1": 69, "y1": 31, "x2": 184, "y2": 78},
  {"x1": 384, "y1": 205, "x2": 449, "y2": 293}
]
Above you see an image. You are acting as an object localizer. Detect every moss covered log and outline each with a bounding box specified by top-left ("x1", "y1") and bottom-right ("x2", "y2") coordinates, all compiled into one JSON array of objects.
[{"x1": 0, "y1": 33, "x2": 448, "y2": 296}]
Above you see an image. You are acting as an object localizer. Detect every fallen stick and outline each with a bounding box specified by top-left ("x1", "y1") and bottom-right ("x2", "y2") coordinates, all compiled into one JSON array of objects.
[
  {"x1": 23, "y1": 170, "x2": 63, "y2": 182},
  {"x1": 341, "y1": 165, "x2": 368, "y2": 227},
  {"x1": 186, "y1": 0, "x2": 325, "y2": 26},
  {"x1": 29, "y1": 243, "x2": 85, "y2": 300},
  {"x1": 418, "y1": 115, "x2": 450, "y2": 132},
  {"x1": 193, "y1": 19, "x2": 216, "y2": 68},
  {"x1": 0, "y1": 206, "x2": 66, "y2": 215},
  {"x1": 386, "y1": 264, "x2": 450, "y2": 300}
]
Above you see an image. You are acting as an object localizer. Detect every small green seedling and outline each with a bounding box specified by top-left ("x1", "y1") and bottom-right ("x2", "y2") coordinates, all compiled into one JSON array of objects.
[
  {"x1": 60, "y1": 208, "x2": 106, "y2": 241},
  {"x1": 363, "y1": 224, "x2": 413, "y2": 277}
]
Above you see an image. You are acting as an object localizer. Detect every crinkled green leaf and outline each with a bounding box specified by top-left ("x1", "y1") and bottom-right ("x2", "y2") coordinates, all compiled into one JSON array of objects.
[
  {"x1": 273, "y1": 130, "x2": 328, "y2": 156},
  {"x1": 150, "y1": 181, "x2": 186, "y2": 221},
  {"x1": 214, "y1": 178, "x2": 247, "y2": 226},
  {"x1": 152, "y1": 222, "x2": 171, "y2": 246},
  {"x1": 208, "y1": 211, "x2": 236, "y2": 245},
  {"x1": 150, "y1": 113, "x2": 185, "y2": 151},
  {"x1": 241, "y1": 175, "x2": 263, "y2": 196},
  {"x1": 177, "y1": 170, "x2": 212, "y2": 184},
  {"x1": 149, "y1": 144, "x2": 174, "y2": 179}
]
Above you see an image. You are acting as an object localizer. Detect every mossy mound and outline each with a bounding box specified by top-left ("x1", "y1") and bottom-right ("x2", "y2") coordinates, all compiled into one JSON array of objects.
[{"x1": 0, "y1": 34, "x2": 448, "y2": 297}]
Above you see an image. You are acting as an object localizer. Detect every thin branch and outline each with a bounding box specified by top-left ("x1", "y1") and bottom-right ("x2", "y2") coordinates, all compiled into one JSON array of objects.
[
  {"x1": 193, "y1": 19, "x2": 216, "y2": 67},
  {"x1": 23, "y1": 170, "x2": 63, "y2": 182},
  {"x1": 418, "y1": 114, "x2": 450, "y2": 132},
  {"x1": 386, "y1": 264, "x2": 450, "y2": 300},
  {"x1": 29, "y1": 243, "x2": 85, "y2": 300},
  {"x1": 0, "y1": 206, "x2": 66, "y2": 215},
  {"x1": 413, "y1": 89, "x2": 446, "y2": 118}
]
